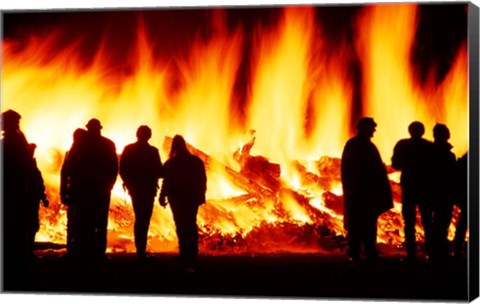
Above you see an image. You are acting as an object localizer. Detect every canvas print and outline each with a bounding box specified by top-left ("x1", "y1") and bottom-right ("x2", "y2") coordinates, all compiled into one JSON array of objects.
[{"x1": 1, "y1": 1, "x2": 478, "y2": 302}]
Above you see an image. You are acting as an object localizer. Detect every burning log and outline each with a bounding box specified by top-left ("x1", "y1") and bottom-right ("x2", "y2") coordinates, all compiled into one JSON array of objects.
[
  {"x1": 279, "y1": 187, "x2": 344, "y2": 234},
  {"x1": 212, "y1": 193, "x2": 261, "y2": 206},
  {"x1": 292, "y1": 157, "x2": 343, "y2": 191},
  {"x1": 199, "y1": 227, "x2": 247, "y2": 253},
  {"x1": 229, "y1": 172, "x2": 277, "y2": 199},
  {"x1": 233, "y1": 132, "x2": 281, "y2": 193},
  {"x1": 322, "y1": 191, "x2": 344, "y2": 214},
  {"x1": 241, "y1": 155, "x2": 281, "y2": 193},
  {"x1": 316, "y1": 156, "x2": 342, "y2": 180},
  {"x1": 163, "y1": 136, "x2": 276, "y2": 198},
  {"x1": 199, "y1": 194, "x2": 263, "y2": 226},
  {"x1": 378, "y1": 210, "x2": 405, "y2": 246},
  {"x1": 292, "y1": 160, "x2": 331, "y2": 190}
]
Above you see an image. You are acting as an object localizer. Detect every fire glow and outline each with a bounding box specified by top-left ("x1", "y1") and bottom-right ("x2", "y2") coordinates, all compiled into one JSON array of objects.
[{"x1": 2, "y1": 4, "x2": 468, "y2": 255}]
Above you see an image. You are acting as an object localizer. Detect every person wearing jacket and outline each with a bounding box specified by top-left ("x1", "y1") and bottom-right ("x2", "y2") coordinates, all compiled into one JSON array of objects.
[
  {"x1": 120, "y1": 125, "x2": 163, "y2": 261},
  {"x1": 341, "y1": 117, "x2": 393, "y2": 263},
  {"x1": 159, "y1": 135, "x2": 207, "y2": 265}
]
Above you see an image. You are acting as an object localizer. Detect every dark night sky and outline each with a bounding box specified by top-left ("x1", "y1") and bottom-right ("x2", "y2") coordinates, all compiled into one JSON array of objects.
[{"x1": 2, "y1": 4, "x2": 467, "y2": 70}]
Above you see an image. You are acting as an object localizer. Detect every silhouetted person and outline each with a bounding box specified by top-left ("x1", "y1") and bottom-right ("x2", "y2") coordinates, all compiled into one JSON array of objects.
[
  {"x1": 391, "y1": 121, "x2": 434, "y2": 262},
  {"x1": 453, "y1": 152, "x2": 468, "y2": 258},
  {"x1": 67, "y1": 119, "x2": 118, "y2": 261},
  {"x1": 25, "y1": 143, "x2": 49, "y2": 259},
  {"x1": 120, "y1": 125, "x2": 163, "y2": 261},
  {"x1": 341, "y1": 117, "x2": 393, "y2": 263},
  {"x1": 159, "y1": 135, "x2": 207, "y2": 265},
  {"x1": 1, "y1": 110, "x2": 34, "y2": 269},
  {"x1": 430, "y1": 123, "x2": 456, "y2": 261},
  {"x1": 60, "y1": 128, "x2": 88, "y2": 257}
]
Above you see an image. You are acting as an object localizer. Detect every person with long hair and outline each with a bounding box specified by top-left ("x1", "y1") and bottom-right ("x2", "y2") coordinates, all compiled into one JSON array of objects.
[
  {"x1": 67, "y1": 118, "x2": 118, "y2": 262},
  {"x1": 159, "y1": 135, "x2": 207, "y2": 265}
]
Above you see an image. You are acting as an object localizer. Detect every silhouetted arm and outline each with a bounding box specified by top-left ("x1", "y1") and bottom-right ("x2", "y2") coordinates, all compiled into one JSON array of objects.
[
  {"x1": 196, "y1": 157, "x2": 207, "y2": 205},
  {"x1": 391, "y1": 140, "x2": 405, "y2": 170},
  {"x1": 119, "y1": 146, "x2": 131, "y2": 188},
  {"x1": 31, "y1": 158, "x2": 49, "y2": 207},
  {"x1": 106, "y1": 140, "x2": 119, "y2": 189},
  {"x1": 155, "y1": 148, "x2": 164, "y2": 179},
  {"x1": 159, "y1": 161, "x2": 170, "y2": 207}
]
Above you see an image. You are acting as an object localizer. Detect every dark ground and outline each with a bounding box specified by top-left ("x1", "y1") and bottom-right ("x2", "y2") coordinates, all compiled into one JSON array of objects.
[{"x1": 1, "y1": 249, "x2": 471, "y2": 302}]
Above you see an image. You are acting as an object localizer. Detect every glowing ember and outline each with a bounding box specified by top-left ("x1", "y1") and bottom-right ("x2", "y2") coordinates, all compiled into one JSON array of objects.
[{"x1": 2, "y1": 4, "x2": 468, "y2": 254}]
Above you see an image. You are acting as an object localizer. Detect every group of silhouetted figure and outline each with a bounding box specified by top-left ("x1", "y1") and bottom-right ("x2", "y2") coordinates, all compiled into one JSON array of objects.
[
  {"x1": 1, "y1": 110, "x2": 469, "y2": 272},
  {"x1": 2, "y1": 110, "x2": 206, "y2": 271},
  {"x1": 341, "y1": 117, "x2": 468, "y2": 264}
]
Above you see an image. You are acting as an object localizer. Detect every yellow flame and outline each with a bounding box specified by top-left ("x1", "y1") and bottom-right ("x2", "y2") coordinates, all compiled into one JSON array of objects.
[
  {"x1": 355, "y1": 4, "x2": 468, "y2": 160},
  {"x1": 2, "y1": 4, "x2": 468, "y2": 254}
]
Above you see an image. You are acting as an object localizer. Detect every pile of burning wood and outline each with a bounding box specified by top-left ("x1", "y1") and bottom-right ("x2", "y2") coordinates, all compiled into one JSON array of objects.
[{"x1": 161, "y1": 136, "x2": 412, "y2": 255}]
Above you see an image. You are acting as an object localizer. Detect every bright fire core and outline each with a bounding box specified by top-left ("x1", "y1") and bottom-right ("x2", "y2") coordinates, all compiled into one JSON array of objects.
[{"x1": 2, "y1": 4, "x2": 469, "y2": 255}]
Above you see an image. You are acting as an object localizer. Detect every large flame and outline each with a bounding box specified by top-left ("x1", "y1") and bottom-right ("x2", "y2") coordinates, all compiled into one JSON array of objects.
[
  {"x1": 355, "y1": 4, "x2": 468, "y2": 160},
  {"x1": 2, "y1": 4, "x2": 468, "y2": 254}
]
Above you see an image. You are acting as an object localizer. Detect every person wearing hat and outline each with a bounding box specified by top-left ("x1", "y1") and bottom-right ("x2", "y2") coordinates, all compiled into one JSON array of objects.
[
  {"x1": 1, "y1": 110, "x2": 35, "y2": 269},
  {"x1": 85, "y1": 118, "x2": 102, "y2": 131},
  {"x1": 341, "y1": 117, "x2": 393, "y2": 263},
  {"x1": 120, "y1": 125, "x2": 163, "y2": 261},
  {"x1": 66, "y1": 118, "x2": 118, "y2": 261},
  {"x1": 391, "y1": 121, "x2": 435, "y2": 263}
]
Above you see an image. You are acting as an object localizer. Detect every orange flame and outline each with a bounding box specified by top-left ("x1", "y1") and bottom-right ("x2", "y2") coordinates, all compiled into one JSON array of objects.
[
  {"x1": 355, "y1": 4, "x2": 468, "y2": 159},
  {"x1": 2, "y1": 4, "x2": 468, "y2": 254}
]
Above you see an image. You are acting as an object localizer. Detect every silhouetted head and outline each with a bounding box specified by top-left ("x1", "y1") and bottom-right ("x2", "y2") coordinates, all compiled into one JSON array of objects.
[
  {"x1": 433, "y1": 123, "x2": 450, "y2": 142},
  {"x1": 170, "y1": 135, "x2": 190, "y2": 158},
  {"x1": 73, "y1": 128, "x2": 87, "y2": 143},
  {"x1": 1, "y1": 109, "x2": 22, "y2": 132},
  {"x1": 86, "y1": 118, "x2": 102, "y2": 135},
  {"x1": 408, "y1": 121, "x2": 425, "y2": 139},
  {"x1": 136, "y1": 125, "x2": 152, "y2": 143},
  {"x1": 356, "y1": 117, "x2": 377, "y2": 138}
]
